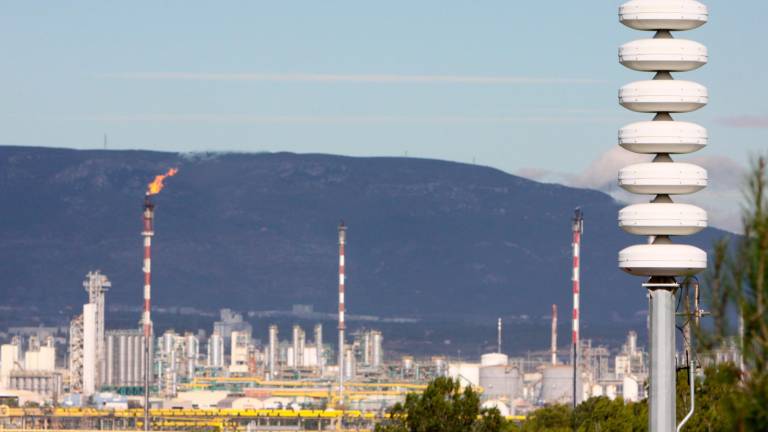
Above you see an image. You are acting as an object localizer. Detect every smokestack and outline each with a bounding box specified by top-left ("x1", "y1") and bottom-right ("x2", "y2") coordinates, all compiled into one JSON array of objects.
[
  {"x1": 338, "y1": 221, "x2": 347, "y2": 404},
  {"x1": 142, "y1": 196, "x2": 154, "y2": 429},
  {"x1": 140, "y1": 167, "x2": 176, "y2": 428},
  {"x1": 142, "y1": 197, "x2": 154, "y2": 342},
  {"x1": 571, "y1": 208, "x2": 583, "y2": 407},
  {"x1": 551, "y1": 304, "x2": 558, "y2": 365},
  {"x1": 497, "y1": 318, "x2": 502, "y2": 354}
]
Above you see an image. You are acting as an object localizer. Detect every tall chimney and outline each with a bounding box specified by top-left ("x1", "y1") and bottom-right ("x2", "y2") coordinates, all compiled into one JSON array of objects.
[
  {"x1": 141, "y1": 196, "x2": 154, "y2": 430},
  {"x1": 571, "y1": 208, "x2": 583, "y2": 407},
  {"x1": 337, "y1": 221, "x2": 347, "y2": 404}
]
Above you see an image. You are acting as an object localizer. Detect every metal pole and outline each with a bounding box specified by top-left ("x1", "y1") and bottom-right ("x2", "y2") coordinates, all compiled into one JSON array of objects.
[{"x1": 648, "y1": 282, "x2": 676, "y2": 432}]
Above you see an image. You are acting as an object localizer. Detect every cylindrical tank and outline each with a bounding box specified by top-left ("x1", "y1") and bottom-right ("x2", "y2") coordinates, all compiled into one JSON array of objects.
[
  {"x1": 539, "y1": 365, "x2": 573, "y2": 404},
  {"x1": 314, "y1": 324, "x2": 323, "y2": 371},
  {"x1": 371, "y1": 331, "x2": 383, "y2": 368},
  {"x1": 343, "y1": 346, "x2": 356, "y2": 379},
  {"x1": 480, "y1": 353, "x2": 508, "y2": 367},
  {"x1": 432, "y1": 356, "x2": 447, "y2": 376},
  {"x1": 402, "y1": 355, "x2": 414, "y2": 371},
  {"x1": 268, "y1": 325, "x2": 278, "y2": 379},
  {"x1": 479, "y1": 365, "x2": 521, "y2": 400}
]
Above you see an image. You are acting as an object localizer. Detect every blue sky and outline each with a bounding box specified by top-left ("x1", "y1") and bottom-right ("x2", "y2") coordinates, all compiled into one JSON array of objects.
[{"x1": 1, "y1": 1, "x2": 766, "y2": 230}]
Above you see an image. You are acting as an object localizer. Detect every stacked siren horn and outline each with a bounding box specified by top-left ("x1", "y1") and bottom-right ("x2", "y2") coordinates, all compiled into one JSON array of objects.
[{"x1": 617, "y1": 1, "x2": 708, "y2": 430}]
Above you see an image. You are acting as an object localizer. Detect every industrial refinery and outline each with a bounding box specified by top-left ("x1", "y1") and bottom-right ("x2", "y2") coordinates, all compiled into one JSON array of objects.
[
  {"x1": 0, "y1": 164, "x2": 730, "y2": 430},
  {"x1": 5, "y1": 0, "x2": 767, "y2": 429}
]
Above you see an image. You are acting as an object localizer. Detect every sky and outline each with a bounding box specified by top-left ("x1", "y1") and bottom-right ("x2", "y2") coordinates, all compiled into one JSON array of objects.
[{"x1": 1, "y1": 1, "x2": 766, "y2": 231}]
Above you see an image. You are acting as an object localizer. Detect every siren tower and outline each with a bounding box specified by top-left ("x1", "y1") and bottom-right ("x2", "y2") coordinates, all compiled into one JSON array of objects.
[{"x1": 617, "y1": 1, "x2": 709, "y2": 430}]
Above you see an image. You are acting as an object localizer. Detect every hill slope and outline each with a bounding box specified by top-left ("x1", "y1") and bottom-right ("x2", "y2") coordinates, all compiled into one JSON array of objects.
[{"x1": 0, "y1": 146, "x2": 726, "y2": 327}]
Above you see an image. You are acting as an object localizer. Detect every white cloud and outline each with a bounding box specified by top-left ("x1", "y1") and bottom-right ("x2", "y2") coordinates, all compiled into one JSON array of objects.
[
  {"x1": 99, "y1": 72, "x2": 604, "y2": 85},
  {"x1": 516, "y1": 147, "x2": 746, "y2": 233}
]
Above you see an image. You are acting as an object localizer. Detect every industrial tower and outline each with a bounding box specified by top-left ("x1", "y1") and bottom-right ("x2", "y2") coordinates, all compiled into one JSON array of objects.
[
  {"x1": 83, "y1": 271, "x2": 110, "y2": 388},
  {"x1": 617, "y1": 1, "x2": 709, "y2": 430},
  {"x1": 141, "y1": 196, "x2": 155, "y2": 430},
  {"x1": 571, "y1": 208, "x2": 583, "y2": 407},
  {"x1": 337, "y1": 221, "x2": 347, "y2": 405}
]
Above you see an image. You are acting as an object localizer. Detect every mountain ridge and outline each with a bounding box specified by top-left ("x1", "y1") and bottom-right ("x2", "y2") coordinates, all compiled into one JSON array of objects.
[{"x1": 0, "y1": 145, "x2": 726, "y2": 329}]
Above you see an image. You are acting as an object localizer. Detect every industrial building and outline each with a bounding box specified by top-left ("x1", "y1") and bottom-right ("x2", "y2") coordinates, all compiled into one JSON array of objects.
[{"x1": 104, "y1": 329, "x2": 151, "y2": 390}]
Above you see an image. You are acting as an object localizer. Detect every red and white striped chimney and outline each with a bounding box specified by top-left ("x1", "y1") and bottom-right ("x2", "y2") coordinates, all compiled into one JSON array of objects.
[
  {"x1": 142, "y1": 197, "x2": 155, "y2": 339},
  {"x1": 141, "y1": 196, "x2": 155, "y2": 431},
  {"x1": 337, "y1": 221, "x2": 347, "y2": 402},
  {"x1": 571, "y1": 208, "x2": 583, "y2": 406}
]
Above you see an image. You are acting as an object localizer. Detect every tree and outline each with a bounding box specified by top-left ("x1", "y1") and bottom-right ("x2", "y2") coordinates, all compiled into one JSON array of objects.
[
  {"x1": 375, "y1": 377, "x2": 513, "y2": 432},
  {"x1": 517, "y1": 404, "x2": 571, "y2": 432},
  {"x1": 696, "y1": 156, "x2": 768, "y2": 430}
]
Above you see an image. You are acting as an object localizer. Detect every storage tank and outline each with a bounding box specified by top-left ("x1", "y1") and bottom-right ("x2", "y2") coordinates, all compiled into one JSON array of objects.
[
  {"x1": 432, "y1": 356, "x2": 447, "y2": 376},
  {"x1": 480, "y1": 353, "x2": 508, "y2": 367},
  {"x1": 539, "y1": 365, "x2": 573, "y2": 404},
  {"x1": 402, "y1": 355, "x2": 414, "y2": 371},
  {"x1": 479, "y1": 365, "x2": 521, "y2": 400}
]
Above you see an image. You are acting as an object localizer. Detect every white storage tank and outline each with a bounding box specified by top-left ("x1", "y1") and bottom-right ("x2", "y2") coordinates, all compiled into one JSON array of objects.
[
  {"x1": 619, "y1": 162, "x2": 707, "y2": 195},
  {"x1": 479, "y1": 365, "x2": 521, "y2": 400},
  {"x1": 619, "y1": 0, "x2": 708, "y2": 31},
  {"x1": 620, "y1": 38, "x2": 707, "y2": 72},
  {"x1": 539, "y1": 365, "x2": 573, "y2": 404},
  {"x1": 619, "y1": 203, "x2": 707, "y2": 235},
  {"x1": 619, "y1": 120, "x2": 707, "y2": 154},
  {"x1": 447, "y1": 362, "x2": 480, "y2": 387},
  {"x1": 481, "y1": 353, "x2": 509, "y2": 367},
  {"x1": 619, "y1": 80, "x2": 707, "y2": 113},
  {"x1": 619, "y1": 244, "x2": 707, "y2": 276}
]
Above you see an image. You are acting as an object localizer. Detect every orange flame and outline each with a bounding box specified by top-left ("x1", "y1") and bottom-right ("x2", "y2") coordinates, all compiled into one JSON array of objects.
[{"x1": 146, "y1": 168, "x2": 179, "y2": 195}]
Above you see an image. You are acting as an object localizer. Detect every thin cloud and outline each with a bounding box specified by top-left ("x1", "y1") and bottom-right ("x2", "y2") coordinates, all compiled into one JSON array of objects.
[
  {"x1": 716, "y1": 116, "x2": 768, "y2": 128},
  {"x1": 82, "y1": 113, "x2": 622, "y2": 125},
  {"x1": 99, "y1": 72, "x2": 604, "y2": 85},
  {"x1": 516, "y1": 147, "x2": 746, "y2": 233}
]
